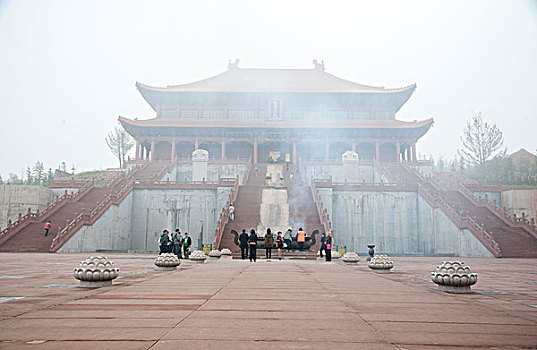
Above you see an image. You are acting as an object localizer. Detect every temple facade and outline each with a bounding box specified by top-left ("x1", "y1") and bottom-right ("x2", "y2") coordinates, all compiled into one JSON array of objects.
[{"x1": 120, "y1": 60, "x2": 433, "y2": 164}]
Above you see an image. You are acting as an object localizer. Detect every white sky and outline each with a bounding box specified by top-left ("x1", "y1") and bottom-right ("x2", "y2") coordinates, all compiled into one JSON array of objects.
[{"x1": 1, "y1": 0, "x2": 536, "y2": 178}]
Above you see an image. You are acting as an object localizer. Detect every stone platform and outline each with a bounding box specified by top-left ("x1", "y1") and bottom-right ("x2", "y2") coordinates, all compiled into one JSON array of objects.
[{"x1": 0, "y1": 253, "x2": 536, "y2": 349}]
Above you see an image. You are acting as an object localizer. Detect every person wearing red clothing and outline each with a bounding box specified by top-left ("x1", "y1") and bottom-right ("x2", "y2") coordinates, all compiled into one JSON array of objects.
[{"x1": 44, "y1": 221, "x2": 52, "y2": 237}]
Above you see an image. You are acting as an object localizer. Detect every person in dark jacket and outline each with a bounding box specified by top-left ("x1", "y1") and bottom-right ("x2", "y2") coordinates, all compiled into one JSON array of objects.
[
  {"x1": 264, "y1": 228, "x2": 273, "y2": 259},
  {"x1": 159, "y1": 230, "x2": 170, "y2": 254},
  {"x1": 248, "y1": 229, "x2": 258, "y2": 262},
  {"x1": 325, "y1": 232, "x2": 332, "y2": 262},
  {"x1": 183, "y1": 232, "x2": 192, "y2": 258},
  {"x1": 172, "y1": 229, "x2": 183, "y2": 258},
  {"x1": 320, "y1": 232, "x2": 326, "y2": 258},
  {"x1": 239, "y1": 229, "x2": 249, "y2": 260}
]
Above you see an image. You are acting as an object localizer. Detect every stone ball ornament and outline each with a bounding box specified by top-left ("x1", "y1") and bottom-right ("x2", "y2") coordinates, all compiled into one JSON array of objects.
[
  {"x1": 220, "y1": 248, "x2": 232, "y2": 259},
  {"x1": 368, "y1": 255, "x2": 394, "y2": 273},
  {"x1": 208, "y1": 249, "x2": 222, "y2": 259},
  {"x1": 154, "y1": 253, "x2": 181, "y2": 270},
  {"x1": 341, "y1": 252, "x2": 360, "y2": 264},
  {"x1": 74, "y1": 256, "x2": 119, "y2": 288},
  {"x1": 431, "y1": 261, "x2": 478, "y2": 294},
  {"x1": 331, "y1": 250, "x2": 341, "y2": 259},
  {"x1": 189, "y1": 250, "x2": 208, "y2": 263}
]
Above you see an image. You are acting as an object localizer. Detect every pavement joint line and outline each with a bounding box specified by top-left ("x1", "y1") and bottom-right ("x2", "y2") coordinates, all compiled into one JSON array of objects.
[{"x1": 146, "y1": 261, "x2": 248, "y2": 349}]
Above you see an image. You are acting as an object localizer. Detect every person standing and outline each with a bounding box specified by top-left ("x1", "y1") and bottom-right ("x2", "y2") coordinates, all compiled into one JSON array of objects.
[
  {"x1": 239, "y1": 229, "x2": 249, "y2": 260},
  {"x1": 296, "y1": 228, "x2": 306, "y2": 251},
  {"x1": 43, "y1": 221, "x2": 52, "y2": 237},
  {"x1": 325, "y1": 232, "x2": 332, "y2": 262},
  {"x1": 264, "y1": 228, "x2": 273, "y2": 259},
  {"x1": 172, "y1": 229, "x2": 183, "y2": 258},
  {"x1": 248, "y1": 229, "x2": 257, "y2": 262},
  {"x1": 229, "y1": 203, "x2": 235, "y2": 221},
  {"x1": 276, "y1": 231, "x2": 284, "y2": 260},
  {"x1": 183, "y1": 232, "x2": 192, "y2": 258},
  {"x1": 284, "y1": 229, "x2": 292, "y2": 252},
  {"x1": 319, "y1": 232, "x2": 326, "y2": 258},
  {"x1": 159, "y1": 230, "x2": 170, "y2": 255}
]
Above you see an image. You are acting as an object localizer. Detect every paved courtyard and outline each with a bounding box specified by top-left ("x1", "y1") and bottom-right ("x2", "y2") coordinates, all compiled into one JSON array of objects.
[{"x1": 0, "y1": 253, "x2": 536, "y2": 349}]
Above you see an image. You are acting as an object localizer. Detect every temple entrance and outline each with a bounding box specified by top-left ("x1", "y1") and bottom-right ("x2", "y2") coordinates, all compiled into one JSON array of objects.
[
  {"x1": 199, "y1": 141, "x2": 222, "y2": 160},
  {"x1": 226, "y1": 141, "x2": 253, "y2": 160},
  {"x1": 258, "y1": 141, "x2": 292, "y2": 163},
  {"x1": 355, "y1": 142, "x2": 375, "y2": 161},
  {"x1": 154, "y1": 141, "x2": 171, "y2": 160},
  {"x1": 328, "y1": 142, "x2": 352, "y2": 161},
  {"x1": 175, "y1": 141, "x2": 195, "y2": 158},
  {"x1": 297, "y1": 141, "x2": 323, "y2": 161}
]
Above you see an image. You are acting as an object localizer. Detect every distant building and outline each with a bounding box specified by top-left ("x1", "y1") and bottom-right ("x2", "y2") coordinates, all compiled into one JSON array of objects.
[
  {"x1": 509, "y1": 148, "x2": 537, "y2": 167},
  {"x1": 120, "y1": 60, "x2": 433, "y2": 164}
]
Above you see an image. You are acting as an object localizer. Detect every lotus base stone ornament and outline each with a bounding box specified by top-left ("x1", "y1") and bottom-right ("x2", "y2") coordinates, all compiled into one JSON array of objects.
[
  {"x1": 189, "y1": 250, "x2": 208, "y2": 263},
  {"x1": 341, "y1": 252, "x2": 360, "y2": 264},
  {"x1": 431, "y1": 261, "x2": 477, "y2": 294},
  {"x1": 74, "y1": 256, "x2": 119, "y2": 288},
  {"x1": 154, "y1": 253, "x2": 181, "y2": 271},
  {"x1": 368, "y1": 255, "x2": 394, "y2": 273}
]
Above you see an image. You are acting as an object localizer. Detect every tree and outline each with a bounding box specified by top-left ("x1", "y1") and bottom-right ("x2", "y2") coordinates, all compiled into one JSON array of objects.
[
  {"x1": 458, "y1": 112, "x2": 505, "y2": 166},
  {"x1": 32, "y1": 161, "x2": 45, "y2": 185},
  {"x1": 106, "y1": 126, "x2": 135, "y2": 168},
  {"x1": 25, "y1": 167, "x2": 33, "y2": 185}
]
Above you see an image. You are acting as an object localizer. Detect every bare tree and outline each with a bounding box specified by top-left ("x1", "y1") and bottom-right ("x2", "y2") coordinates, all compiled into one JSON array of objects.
[
  {"x1": 106, "y1": 126, "x2": 135, "y2": 168},
  {"x1": 458, "y1": 112, "x2": 505, "y2": 166}
]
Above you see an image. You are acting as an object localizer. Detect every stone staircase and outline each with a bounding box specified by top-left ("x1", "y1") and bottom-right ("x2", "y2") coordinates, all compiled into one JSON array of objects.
[
  {"x1": 0, "y1": 161, "x2": 171, "y2": 252},
  {"x1": 390, "y1": 163, "x2": 537, "y2": 258},
  {"x1": 218, "y1": 164, "x2": 266, "y2": 253}
]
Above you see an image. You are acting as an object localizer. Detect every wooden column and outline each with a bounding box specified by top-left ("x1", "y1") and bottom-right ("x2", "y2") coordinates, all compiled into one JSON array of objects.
[
  {"x1": 194, "y1": 137, "x2": 199, "y2": 150},
  {"x1": 412, "y1": 142, "x2": 417, "y2": 162},
  {"x1": 135, "y1": 141, "x2": 140, "y2": 160},
  {"x1": 253, "y1": 139, "x2": 258, "y2": 164},
  {"x1": 396, "y1": 140, "x2": 401, "y2": 163},
  {"x1": 171, "y1": 140, "x2": 176, "y2": 160},
  {"x1": 375, "y1": 141, "x2": 380, "y2": 161},
  {"x1": 150, "y1": 140, "x2": 155, "y2": 161},
  {"x1": 221, "y1": 138, "x2": 226, "y2": 160}
]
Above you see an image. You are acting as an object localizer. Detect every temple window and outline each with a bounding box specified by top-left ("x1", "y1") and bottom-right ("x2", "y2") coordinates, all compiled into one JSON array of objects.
[
  {"x1": 229, "y1": 110, "x2": 255, "y2": 119},
  {"x1": 181, "y1": 109, "x2": 198, "y2": 118},
  {"x1": 202, "y1": 109, "x2": 224, "y2": 118},
  {"x1": 375, "y1": 110, "x2": 392, "y2": 120},
  {"x1": 326, "y1": 110, "x2": 348, "y2": 120},
  {"x1": 353, "y1": 110, "x2": 370, "y2": 120},
  {"x1": 160, "y1": 109, "x2": 176, "y2": 118}
]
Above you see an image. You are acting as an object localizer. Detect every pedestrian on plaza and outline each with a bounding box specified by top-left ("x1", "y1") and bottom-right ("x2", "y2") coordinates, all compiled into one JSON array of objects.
[
  {"x1": 229, "y1": 203, "x2": 235, "y2": 221},
  {"x1": 159, "y1": 230, "x2": 170, "y2": 254},
  {"x1": 276, "y1": 231, "x2": 284, "y2": 260},
  {"x1": 183, "y1": 232, "x2": 192, "y2": 258},
  {"x1": 44, "y1": 220, "x2": 52, "y2": 237},
  {"x1": 325, "y1": 232, "x2": 332, "y2": 262},
  {"x1": 173, "y1": 229, "x2": 183, "y2": 258},
  {"x1": 296, "y1": 228, "x2": 306, "y2": 251},
  {"x1": 283, "y1": 228, "x2": 292, "y2": 252},
  {"x1": 319, "y1": 232, "x2": 326, "y2": 258},
  {"x1": 264, "y1": 228, "x2": 273, "y2": 259},
  {"x1": 239, "y1": 228, "x2": 249, "y2": 260},
  {"x1": 248, "y1": 229, "x2": 257, "y2": 262}
]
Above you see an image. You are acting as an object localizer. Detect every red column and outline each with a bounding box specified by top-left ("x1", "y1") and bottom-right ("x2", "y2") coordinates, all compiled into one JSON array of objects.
[
  {"x1": 221, "y1": 138, "x2": 226, "y2": 160},
  {"x1": 135, "y1": 141, "x2": 140, "y2": 160},
  {"x1": 171, "y1": 140, "x2": 176, "y2": 160},
  {"x1": 292, "y1": 140, "x2": 297, "y2": 164},
  {"x1": 412, "y1": 142, "x2": 417, "y2": 162},
  {"x1": 396, "y1": 140, "x2": 401, "y2": 162},
  {"x1": 253, "y1": 139, "x2": 258, "y2": 164},
  {"x1": 375, "y1": 141, "x2": 380, "y2": 161},
  {"x1": 194, "y1": 137, "x2": 199, "y2": 150},
  {"x1": 150, "y1": 140, "x2": 155, "y2": 161}
]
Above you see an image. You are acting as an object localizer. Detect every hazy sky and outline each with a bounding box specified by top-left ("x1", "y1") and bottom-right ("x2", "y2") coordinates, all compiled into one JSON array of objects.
[{"x1": 1, "y1": 0, "x2": 536, "y2": 178}]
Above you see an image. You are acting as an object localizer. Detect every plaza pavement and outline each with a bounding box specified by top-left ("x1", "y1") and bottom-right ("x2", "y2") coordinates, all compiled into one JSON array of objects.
[{"x1": 0, "y1": 253, "x2": 536, "y2": 349}]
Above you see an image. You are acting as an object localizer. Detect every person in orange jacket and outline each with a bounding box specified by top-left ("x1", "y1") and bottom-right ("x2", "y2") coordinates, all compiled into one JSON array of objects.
[{"x1": 296, "y1": 228, "x2": 306, "y2": 251}]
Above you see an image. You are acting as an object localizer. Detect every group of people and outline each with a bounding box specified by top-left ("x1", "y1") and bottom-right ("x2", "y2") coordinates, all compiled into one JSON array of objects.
[
  {"x1": 159, "y1": 229, "x2": 192, "y2": 258},
  {"x1": 238, "y1": 227, "x2": 333, "y2": 262}
]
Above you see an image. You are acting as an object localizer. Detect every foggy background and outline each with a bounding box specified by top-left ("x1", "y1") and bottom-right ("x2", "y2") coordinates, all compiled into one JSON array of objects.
[{"x1": 0, "y1": 0, "x2": 536, "y2": 178}]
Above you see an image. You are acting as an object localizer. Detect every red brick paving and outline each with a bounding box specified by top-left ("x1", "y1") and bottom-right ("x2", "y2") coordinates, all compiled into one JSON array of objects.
[{"x1": 0, "y1": 253, "x2": 536, "y2": 349}]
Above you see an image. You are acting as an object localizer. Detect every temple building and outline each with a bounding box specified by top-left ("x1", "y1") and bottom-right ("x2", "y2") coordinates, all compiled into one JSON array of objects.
[{"x1": 120, "y1": 60, "x2": 433, "y2": 164}]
